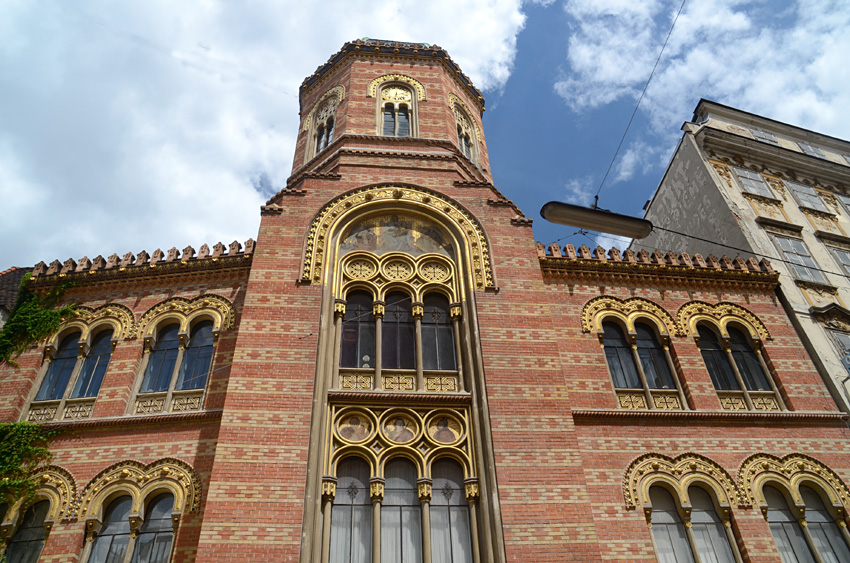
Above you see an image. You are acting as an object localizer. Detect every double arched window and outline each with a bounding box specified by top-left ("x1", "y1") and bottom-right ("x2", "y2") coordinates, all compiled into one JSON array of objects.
[
  {"x1": 600, "y1": 319, "x2": 686, "y2": 410},
  {"x1": 378, "y1": 84, "x2": 416, "y2": 137},
  {"x1": 29, "y1": 327, "x2": 114, "y2": 421},
  {"x1": 696, "y1": 323, "x2": 784, "y2": 411},
  {"x1": 86, "y1": 493, "x2": 175, "y2": 563},
  {"x1": 648, "y1": 485, "x2": 739, "y2": 563},
  {"x1": 451, "y1": 100, "x2": 479, "y2": 165},
  {"x1": 135, "y1": 319, "x2": 216, "y2": 414},
  {"x1": 763, "y1": 484, "x2": 850, "y2": 562},
  {"x1": 329, "y1": 456, "x2": 473, "y2": 563}
]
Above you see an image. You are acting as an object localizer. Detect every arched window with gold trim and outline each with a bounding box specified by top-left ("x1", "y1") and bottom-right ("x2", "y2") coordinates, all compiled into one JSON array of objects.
[
  {"x1": 304, "y1": 86, "x2": 343, "y2": 162},
  {"x1": 376, "y1": 83, "x2": 417, "y2": 137},
  {"x1": 89, "y1": 496, "x2": 133, "y2": 563},
  {"x1": 451, "y1": 100, "x2": 479, "y2": 166},
  {"x1": 306, "y1": 185, "x2": 503, "y2": 563},
  {"x1": 4, "y1": 500, "x2": 49, "y2": 563}
]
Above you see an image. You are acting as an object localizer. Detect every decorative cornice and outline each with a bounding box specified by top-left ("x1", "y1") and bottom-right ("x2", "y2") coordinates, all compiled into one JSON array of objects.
[
  {"x1": 815, "y1": 230, "x2": 850, "y2": 246},
  {"x1": 571, "y1": 409, "x2": 846, "y2": 424},
  {"x1": 39, "y1": 409, "x2": 222, "y2": 430},
  {"x1": 327, "y1": 390, "x2": 472, "y2": 405},
  {"x1": 754, "y1": 216, "x2": 804, "y2": 233},
  {"x1": 538, "y1": 244, "x2": 779, "y2": 289},
  {"x1": 676, "y1": 301, "x2": 771, "y2": 340}
]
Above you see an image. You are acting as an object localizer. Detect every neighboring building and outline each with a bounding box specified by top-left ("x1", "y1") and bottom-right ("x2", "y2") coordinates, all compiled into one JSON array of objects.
[
  {"x1": 0, "y1": 267, "x2": 31, "y2": 330},
  {"x1": 636, "y1": 99, "x2": 850, "y2": 412},
  {"x1": 2, "y1": 42, "x2": 850, "y2": 563}
]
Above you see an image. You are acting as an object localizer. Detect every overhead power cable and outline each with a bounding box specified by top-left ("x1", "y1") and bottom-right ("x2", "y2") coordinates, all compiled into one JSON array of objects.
[{"x1": 593, "y1": 0, "x2": 688, "y2": 208}]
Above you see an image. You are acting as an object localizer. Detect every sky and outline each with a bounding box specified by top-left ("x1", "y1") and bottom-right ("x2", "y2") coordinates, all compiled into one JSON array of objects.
[{"x1": 1, "y1": 0, "x2": 849, "y2": 271}]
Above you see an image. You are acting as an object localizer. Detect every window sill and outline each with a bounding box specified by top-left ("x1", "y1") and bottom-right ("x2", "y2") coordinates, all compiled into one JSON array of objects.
[
  {"x1": 26, "y1": 397, "x2": 96, "y2": 422},
  {"x1": 134, "y1": 389, "x2": 205, "y2": 415},
  {"x1": 37, "y1": 409, "x2": 222, "y2": 429},
  {"x1": 572, "y1": 409, "x2": 846, "y2": 423}
]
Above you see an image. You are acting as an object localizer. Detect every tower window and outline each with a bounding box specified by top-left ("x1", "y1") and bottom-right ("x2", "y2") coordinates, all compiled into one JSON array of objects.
[{"x1": 378, "y1": 85, "x2": 416, "y2": 137}]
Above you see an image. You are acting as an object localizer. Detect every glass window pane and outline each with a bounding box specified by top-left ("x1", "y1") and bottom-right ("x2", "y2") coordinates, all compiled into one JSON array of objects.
[
  {"x1": 697, "y1": 326, "x2": 739, "y2": 390},
  {"x1": 331, "y1": 458, "x2": 372, "y2": 563},
  {"x1": 649, "y1": 487, "x2": 694, "y2": 563},
  {"x1": 689, "y1": 487, "x2": 735, "y2": 563},
  {"x1": 603, "y1": 323, "x2": 640, "y2": 388},
  {"x1": 728, "y1": 328, "x2": 771, "y2": 391},
  {"x1": 90, "y1": 496, "x2": 133, "y2": 563},
  {"x1": 341, "y1": 292, "x2": 375, "y2": 369},
  {"x1": 765, "y1": 486, "x2": 817, "y2": 563},
  {"x1": 72, "y1": 329, "x2": 113, "y2": 398},
  {"x1": 383, "y1": 293, "x2": 414, "y2": 370},
  {"x1": 423, "y1": 295, "x2": 456, "y2": 371},
  {"x1": 5, "y1": 501, "x2": 49, "y2": 563},
  {"x1": 36, "y1": 333, "x2": 81, "y2": 401},
  {"x1": 383, "y1": 104, "x2": 396, "y2": 136},
  {"x1": 382, "y1": 459, "x2": 421, "y2": 563},
  {"x1": 397, "y1": 106, "x2": 410, "y2": 137},
  {"x1": 635, "y1": 323, "x2": 675, "y2": 389},
  {"x1": 176, "y1": 321, "x2": 214, "y2": 390},
  {"x1": 801, "y1": 487, "x2": 850, "y2": 563},
  {"x1": 141, "y1": 325, "x2": 180, "y2": 393}
]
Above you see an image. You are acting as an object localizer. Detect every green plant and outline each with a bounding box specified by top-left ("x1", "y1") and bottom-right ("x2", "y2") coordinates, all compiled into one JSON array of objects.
[
  {"x1": 0, "y1": 274, "x2": 76, "y2": 365},
  {"x1": 0, "y1": 422, "x2": 57, "y2": 505}
]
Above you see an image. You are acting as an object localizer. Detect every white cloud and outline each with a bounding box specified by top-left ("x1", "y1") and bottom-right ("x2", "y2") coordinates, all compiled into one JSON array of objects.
[
  {"x1": 593, "y1": 232, "x2": 632, "y2": 251},
  {"x1": 564, "y1": 177, "x2": 596, "y2": 206},
  {"x1": 0, "y1": 0, "x2": 528, "y2": 269},
  {"x1": 554, "y1": 0, "x2": 850, "y2": 147}
]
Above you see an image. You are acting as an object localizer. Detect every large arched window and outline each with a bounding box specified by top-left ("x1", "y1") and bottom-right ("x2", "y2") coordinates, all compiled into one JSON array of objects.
[
  {"x1": 800, "y1": 486, "x2": 850, "y2": 562},
  {"x1": 649, "y1": 487, "x2": 692, "y2": 562},
  {"x1": 4, "y1": 500, "x2": 49, "y2": 563},
  {"x1": 422, "y1": 294, "x2": 456, "y2": 371},
  {"x1": 72, "y1": 329, "x2": 114, "y2": 398},
  {"x1": 378, "y1": 85, "x2": 416, "y2": 137},
  {"x1": 697, "y1": 323, "x2": 784, "y2": 411},
  {"x1": 383, "y1": 292, "x2": 415, "y2": 371},
  {"x1": 381, "y1": 458, "x2": 422, "y2": 562},
  {"x1": 35, "y1": 332, "x2": 81, "y2": 402},
  {"x1": 176, "y1": 320, "x2": 215, "y2": 390},
  {"x1": 452, "y1": 101, "x2": 479, "y2": 166},
  {"x1": 141, "y1": 324, "x2": 181, "y2": 393},
  {"x1": 602, "y1": 321, "x2": 684, "y2": 410},
  {"x1": 131, "y1": 493, "x2": 175, "y2": 563},
  {"x1": 89, "y1": 496, "x2": 133, "y2": 563},
  {"x1": 430, "y1": 459, "x2": 473, "y2": 563},
  {"x1": 330, "y1": 457, "x2": 372, "y2": 563},
  {"x1": 689, "y1": 486, "x2": 736, "y2": 563}
]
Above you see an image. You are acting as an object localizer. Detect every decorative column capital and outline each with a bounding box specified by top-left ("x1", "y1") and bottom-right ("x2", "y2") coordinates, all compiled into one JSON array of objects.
[
  {"x1": 85, "y1": 517, "x2": 103, "y2": 542},
  {"x1": 322, "y1": 476, "x2": 337, "y2": 501},
  {"x1": 334, "y1": 299, "x2": 347, "y2": 318},
  {"x1": 128, "y1": 514, "x2": 143, "y2": 538},
  {"x1": 464, "y1": 479, "x2": 480, "y2": 502},
  {"x1": 450, "y1": 303, "x2": 463, "y2": 320},
  {"x1": 373, "y1": 301, "x2": 386, "y2": 319},
  {"x1": 417, "y1": 479, "x2": 433, "y2": 502},
  {"x1": 370, "y1": 478, "x2": 385, "y2": 503},
  {"x1": 411, "y1": 303, "x2": 424, "y2": 320}
]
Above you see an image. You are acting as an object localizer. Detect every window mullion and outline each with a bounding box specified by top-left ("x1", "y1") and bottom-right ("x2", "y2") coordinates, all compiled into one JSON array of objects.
[
  {"x1": 374, "y1": 301, "x2": 384, "y2": 388},
  {"x1": 451, "y1": 304, "x2": 465, "y2": 392},
  {"x1": 413, "y1": 302, "x2": 424, "y2": 391},
  {"x1": 798, "y1": 516, "x2": 827, "y2": 563},
  {"x1": 630, "y1": 343, "x2": 655, "y2": 410},
  {"x1": 320, "y1": 478, "x2": 335, "y2": 563},
  {"x1": 465, "y1": 480, "x2": 482, "y2": 563},
  {"x1": 419, "y1": 480, "x2": 433, "y2": 563},
  {"x1": 165, "y1": 337, "x2": 187, "y2": 414},
  {"x1": 662, "y1": 345, "x2": 689, "y2": 410},
  {"x1": 683, "y1": 517, "x2": 704, "y2": 563},
  {"x1": 723, "y1": 343, "x2": 754, "y2": 410},
  {"x1": 332, "y1": 300, "x2": 345, "y2": 390},
  {"x1": 371, "y1": 479, "x2": 384, "y2": 563}
]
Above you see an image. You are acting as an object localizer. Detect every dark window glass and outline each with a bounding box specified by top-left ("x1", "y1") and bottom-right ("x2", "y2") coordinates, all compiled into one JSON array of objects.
[
  {"x1": 728, "y1": 327, "x2": 771, "y2": 391},
  {"x1": 326, "y1": 118, "x2": 335, "y2": 145},
  {"x1": 383, "y1": 292, "x2": 415, "y2": 370},
  {"x1": 131, "y1": 494, "x2": 175, "y2": 563},
  {"x1": 71, "y1": 329, "x2": 113, "y2": 398},
  {"x1": 340, "y1": 292, "x2": 376, "y2": 369},
  {"x1": 90, "y1": 496, "x2": 133, "y2": 563},
  {"x1": 689, "y1": 486, "x2": 736, "y2": 563},
  {"x1": 5, "y1": 500, "x2": 49, "y2": 563},
  {"x1": 317, "y1": 125, "x2": 326, "y2": 153},
  {"x1": 635, "y1": 323, "x2": 675, "y2": 389},
  {"x1": 431, "y1": 459, "x2": 472, "y2": 563},
  {"x1": 177, "y1": 321, "x2": 214, "y2": 390},
  {"x1": 801, "y1": 486, "x2": 850, "y2": 563},
  {"x1": 383, "y1": 104, "x2": 396, "y2": 136},
  {"x1": 330, "y1": 457, "x2": 372, "y2": 563},
  {"x1": 422, "y1": 294, "x2": 456, "y2": 371},
  {"x1": 602, "y1": 322, "x2": 640, "y2": 388},
  {"x1": 382, "y1": 458, "x2": 422, "y2": 563},
  {"x1": 397, "y1": 105, "x2": 410, "y2": 137},
  {"x1": 649, "y1": 487, "x2": 694, "y2": 563},
  {"x1": 141, "y1": 324, "x2": 180, "y2": 393},
  {"x1": 697, "y1": 326, "x2": 739, "y2": 391},
  {"x1": 36, "y1": 333, "x2": 80, "y2": 401},
  {"x1": 764, "y1": 486, "x2": 816, "y2": 563}
]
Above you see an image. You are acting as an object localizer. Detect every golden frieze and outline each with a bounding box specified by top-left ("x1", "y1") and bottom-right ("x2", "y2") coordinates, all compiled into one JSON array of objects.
[
  {"x1": 581, "y1": 296, "x2": 678, "y2": 337},
  {"x1": 676, "y1": 301, "x2": 771, "y2": 341},
  {"x1": 136, "y1": 294, "x2": 235, "y2": 340},
  {"x1": 368, "y1": 74, "x2": 426, "y2": 101}
]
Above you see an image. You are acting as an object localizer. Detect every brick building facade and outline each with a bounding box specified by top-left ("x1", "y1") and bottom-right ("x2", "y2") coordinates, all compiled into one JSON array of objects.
[{"x1": 2, "y1": 39, "x2": 850, "y2": 563}]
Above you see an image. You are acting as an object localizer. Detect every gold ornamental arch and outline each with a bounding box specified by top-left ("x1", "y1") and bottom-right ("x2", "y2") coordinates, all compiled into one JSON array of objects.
[{"x1": 301, "y1": 184, "x2": 494, "y2": 290}]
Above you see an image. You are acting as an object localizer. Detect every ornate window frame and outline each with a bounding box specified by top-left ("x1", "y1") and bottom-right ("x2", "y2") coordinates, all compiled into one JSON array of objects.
[
  {"x1": 738, "y1": 453, "x2": 850, "y2": 558},
  {"x1": 24, "y1": 304, "x2": 135, "y2": 423},
  {"x1": 369, "y1": 75, "x2": 422, "y2": 137},
  {"x1": 0, "y1": 465, "x2": 76, "y2": 550},
  {"x1": 77, "y1": 458, "x2": 201, "y2": 563},
  {"x1": 623, "y1": 453, "x2": 743, "y2": 563},
  {"x1": 581, "y1": 296, "x2": 687, "y2": 411},
  {"x1": 677, "y1": 301, "x2": 784, "y2": 412},
  {"x1": 131, "y1": 295, "x2": 234, "y2": 416},
  {"x1": 303, "y1": 85, "x2": 344, "y2": 162},
  {"x1": 449, "y1": 94, "x2": 481, "y2": 166}
]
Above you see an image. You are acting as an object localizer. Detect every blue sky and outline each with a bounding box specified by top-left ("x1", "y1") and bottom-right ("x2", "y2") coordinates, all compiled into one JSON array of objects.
[{"x1": 2, "y1": 0, "x2": 849, "y2": 270}]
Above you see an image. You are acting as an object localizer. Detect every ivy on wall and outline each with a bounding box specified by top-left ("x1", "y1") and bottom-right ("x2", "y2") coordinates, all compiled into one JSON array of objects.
[
  {"x1": 0, "y1": 422, "x2": 57, "y2": 505},
  {"x1": 0, "y1": 274, "x2": 76, "y2": 365}
]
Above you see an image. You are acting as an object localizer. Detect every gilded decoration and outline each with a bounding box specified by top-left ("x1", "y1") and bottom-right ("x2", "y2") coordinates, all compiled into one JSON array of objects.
[
  {"x1": 328, "y1": 405, "x2": 473, "y2": 479},
  {"x1": 136, "y1": 294, "x2": 235, "y2": 341},
  {"x1": 1, "y1": 465, "x2": 77, "y2": 533},
  {"x1": 763, "y1": 175, "x2": 787, "y2": 199},
  {"x1": 381, "y1": 87, "x2": 412, "y2": 102},
  {"x1": 742, "y1": 193, "x2": 788, "y2": 222},
  {"x1": 62, "y1": 303, "x2": 136, "y2": 342},
  {"x1": 302, "y1": 85, "x2": 344, "y2": 131},
  {"x1": 718, "y1": 393, "x2": 748, "y2": 411},
  {"x1": 710, "y1": 160, "x2": 733, "y2": 188},
  {"x1": 676, "y1": 301, "x2": 771, "y2": 341},
  {"x1": 302, "y1": 185, "x2": 493, "y2": 289},
  {"x1": 340, "y1": 373, "x2": 373, "y2": 391},
  {"x1": 617, "y1": 392, "x2": 647, "y2": 410},
  {"x1": 367, "y1": 74, "x2": 426, "y2": 101},
  {"x1": 340, "y1": 252, "x2": 458, "y2": 304},
  {"x1": 797, "y1": 281, "x2": 843, "y2": 308},
  {"x1": 652, "y1": 392, "x2": 681, "y2": 411},
  {"x1": 812, "y1": 305, "x2": 850, "y2": 332},
  {"x1": 383, "y1": 374, "x2": 415, "y2": 391},
  {"x1": 623, "y1": 453, "x2": 739, "y2": 519},
  {"x1": 581, "y1": 296, "x2": 678, "y2": 337},
  {"x1": 78, "y1": 458, "x2": 202, "y2": 521},
  {"x1": 802, "y1": 207, "x2": 844, "y2": 235},
  {"x1": 425, "y1": 376, "x2": 458, "y2": 392},
  {"x1": 738, "y1": 453, "x2": 850, "y2": 512},
  {"x1": 449, "y1": 94, "x2": 482, "y2": 141}
]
